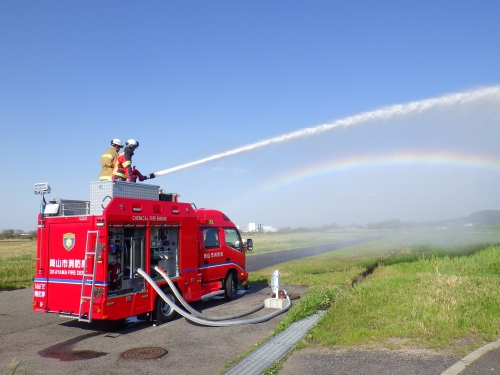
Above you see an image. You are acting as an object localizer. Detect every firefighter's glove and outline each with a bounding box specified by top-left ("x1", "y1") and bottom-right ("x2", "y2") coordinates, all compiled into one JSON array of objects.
[{"x1": 148, "y1": 173, "x2": 155, "y2": 179}]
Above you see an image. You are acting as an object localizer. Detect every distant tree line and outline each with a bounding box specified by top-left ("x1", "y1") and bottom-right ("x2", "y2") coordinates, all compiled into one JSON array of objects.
[{"x1": 0, "y1": 229, "x2": 37, "y2": 240}]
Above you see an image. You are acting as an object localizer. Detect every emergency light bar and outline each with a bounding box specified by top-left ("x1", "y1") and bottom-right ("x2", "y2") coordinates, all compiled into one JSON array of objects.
[{"x1": 34, "y1": 182, "x2": 51, "y2": 195}]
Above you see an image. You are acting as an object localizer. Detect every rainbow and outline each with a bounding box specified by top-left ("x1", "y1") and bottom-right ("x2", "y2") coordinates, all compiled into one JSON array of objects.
[{"x1": 262, "y1": 151, "x2": 500, "y2": 191}]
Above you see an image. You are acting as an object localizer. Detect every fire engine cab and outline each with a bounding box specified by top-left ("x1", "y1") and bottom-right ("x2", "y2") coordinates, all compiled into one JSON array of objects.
[{"x1": 33, "y1": 181, "x2": 253, "y2": 324}]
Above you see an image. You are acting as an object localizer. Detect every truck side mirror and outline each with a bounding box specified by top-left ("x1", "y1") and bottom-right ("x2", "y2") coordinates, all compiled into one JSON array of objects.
[{"x1": 246, "y1": 239, "x2": 253, "y2": 251}]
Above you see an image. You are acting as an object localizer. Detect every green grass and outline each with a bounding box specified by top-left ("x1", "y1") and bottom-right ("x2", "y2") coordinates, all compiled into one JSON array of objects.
[
  {"x1": 0, "y1": 241, "x2": 36, "y2": 290},
  {"x1": 3, "y1": 358, "x2": 25, "y2": 375},
  {"x1": 0, "y1": 253, "x2": 36, "y2": 291},
  {"x1": 311, "y1": 245, "x2": 500, "y2": 351},
  {"x1": 0, "y1": 240, "x2": 36, "y2": 260},
  {"x1": 248, "y1": 227, "x2": 500, "y2": 355},
  {"x1": 249, "y1": 235, "x2": 404, "y2": 285}
]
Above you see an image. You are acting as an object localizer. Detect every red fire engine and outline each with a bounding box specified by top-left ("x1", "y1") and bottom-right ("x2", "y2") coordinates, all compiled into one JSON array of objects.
[{"x1": 33, "y1": 181, "x2": 253, "y2": 324}]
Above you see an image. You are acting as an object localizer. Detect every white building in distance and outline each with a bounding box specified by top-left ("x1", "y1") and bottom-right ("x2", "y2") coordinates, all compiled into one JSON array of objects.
[{"x1": 244, "y1": 223, "x2": 277, "y2": 232}]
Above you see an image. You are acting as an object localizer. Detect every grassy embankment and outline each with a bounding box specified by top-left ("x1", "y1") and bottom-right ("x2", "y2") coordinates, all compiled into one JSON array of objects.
[
  {"x1": 249, "y1": 226, "x2": 500, "y2": 356},
  {"x1": 0, "y1": 240, "x2": 36, "y2": 291}
]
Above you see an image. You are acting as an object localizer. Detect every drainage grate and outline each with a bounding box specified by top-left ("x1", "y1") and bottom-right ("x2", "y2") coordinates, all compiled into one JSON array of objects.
[
  {"x1": 222, "y1": 311, "x2": 325, "y2": 375},
  {"x1": 120, "y1": 347, "x2": 168, "y2": 360}
]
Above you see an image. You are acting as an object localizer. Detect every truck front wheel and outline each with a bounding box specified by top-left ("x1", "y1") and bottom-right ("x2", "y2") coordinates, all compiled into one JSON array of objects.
[
  {"x1": 155, "y1": 288, "x2": 178, "y2": 325},
  {"x1": 224, "y1": 273, "x2": 234, "y2": 301}
]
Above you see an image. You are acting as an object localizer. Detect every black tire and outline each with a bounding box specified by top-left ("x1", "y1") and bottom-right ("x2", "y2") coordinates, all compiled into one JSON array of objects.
[
  {"x1": 224, "y1": 273, "x2": 234, "y2": 301},
  {"x1": 155, "y1": 288, "x2": 178, "y2": 325}
]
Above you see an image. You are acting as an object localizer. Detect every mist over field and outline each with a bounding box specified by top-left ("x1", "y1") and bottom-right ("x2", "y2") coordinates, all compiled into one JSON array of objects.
[{"x1": 166, "y1": 94, "x2": 500, "y2": 229}]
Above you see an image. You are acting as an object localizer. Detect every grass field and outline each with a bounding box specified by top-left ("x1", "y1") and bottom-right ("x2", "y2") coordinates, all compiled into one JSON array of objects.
[
  {"x1": 249, "y1": 226, "x2": 500, "y2": 359},
  {"x1": 0, "y1": 240, "x2": 36, "y2": 291}
]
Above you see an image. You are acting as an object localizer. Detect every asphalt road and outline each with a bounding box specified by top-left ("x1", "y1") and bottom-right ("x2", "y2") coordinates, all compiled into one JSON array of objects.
[
  {"x1": 460, "y1": 347, "x2": 500, "y2": 375},
  {"x1": 279, "y1": 347, "x2": 461, "y2": 375},
  {"x1": 0, "y1": 284, "x2": 307, "y2": 375}
]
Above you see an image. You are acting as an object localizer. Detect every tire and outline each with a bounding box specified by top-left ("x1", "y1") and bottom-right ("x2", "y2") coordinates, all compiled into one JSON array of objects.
[
  {"x1": 224, "y1": 273, "x2": 234, "y2": 301},
  {"x1": 155, "y1": 288, "x2": 178, "y2": 325}
]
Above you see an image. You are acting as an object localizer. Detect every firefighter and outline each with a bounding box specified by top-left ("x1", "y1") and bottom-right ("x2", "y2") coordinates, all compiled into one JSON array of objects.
[
  {"x1": 112, "y1": 139, "x2": 155, "y2": 182},
  {"x1": 112, "y1": 139, "x2": 139, "y2": 182},
  {"x1": 99, "y1": 139, "x2": 124, "y2": 181}
]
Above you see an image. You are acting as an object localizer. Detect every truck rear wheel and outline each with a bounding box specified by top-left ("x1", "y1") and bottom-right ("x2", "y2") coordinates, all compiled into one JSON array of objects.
[
  {"x1": 224, "y1": 273, "x2": 234, "y2": 301},
  {"x1": 155, "y1": 288, "x2": 178, "y2": 325}
]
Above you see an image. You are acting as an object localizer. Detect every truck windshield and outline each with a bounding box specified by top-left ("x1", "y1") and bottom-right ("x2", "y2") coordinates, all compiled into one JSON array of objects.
[{"x1": 224, "y1": 228, "x2": 242, "y2": 252}]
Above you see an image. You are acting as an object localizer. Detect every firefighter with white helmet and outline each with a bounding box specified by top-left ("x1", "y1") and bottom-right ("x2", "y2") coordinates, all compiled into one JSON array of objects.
[
  {"x1": 112, "y1": 139, "x2": 155, "y2": 182},
  {"x1": 99, "y1": 139, "x2": 124, "y2": 181}
]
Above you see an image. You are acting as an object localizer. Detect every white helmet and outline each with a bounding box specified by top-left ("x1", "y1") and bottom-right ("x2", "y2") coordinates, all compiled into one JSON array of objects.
[
  {"x1": 111, "y1": 138, "x2": 124, "y2": 147},
  {"x1": 126, "y1": 139, "x2": 139, "y2": 148}
]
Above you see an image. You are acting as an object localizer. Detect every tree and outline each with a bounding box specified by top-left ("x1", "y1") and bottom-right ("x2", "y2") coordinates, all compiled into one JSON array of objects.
[{"x1": 0, "y1": 229, "x2": 15, "y2": 239}]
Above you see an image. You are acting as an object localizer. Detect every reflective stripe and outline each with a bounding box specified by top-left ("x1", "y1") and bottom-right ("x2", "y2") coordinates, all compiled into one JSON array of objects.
[
  {"x1": 101, "y1": 153, "x2": 112, "y2": 158},
  {"x1": 100, "y1": 176, "x2": 112, "y2": 180},
  {"x1": 112, "y1": 151, "x2": 132, "y2": 180}
]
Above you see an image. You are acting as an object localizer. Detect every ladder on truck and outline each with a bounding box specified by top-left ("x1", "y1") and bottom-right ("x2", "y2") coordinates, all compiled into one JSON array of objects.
[{"x1": 79, "y1": 230, "x2": 100, "y2": 323}]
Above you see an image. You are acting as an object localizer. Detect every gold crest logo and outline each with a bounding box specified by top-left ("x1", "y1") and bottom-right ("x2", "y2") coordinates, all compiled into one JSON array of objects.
[{"x1": 63, "y1": 233, "x2": 75, "y2": 251}]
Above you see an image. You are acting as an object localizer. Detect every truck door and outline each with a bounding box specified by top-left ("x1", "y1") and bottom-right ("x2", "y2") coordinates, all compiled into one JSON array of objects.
[
  {"x1": 221, "y1": 228, "x2": 246, "y2": 281},
  {"x1": 44, "y1": 222, "x2": 89, "y2": 315},
  {"x1": 121, "y1": 228, "x2": 148, "y2": 314},
  {"x1": 200, "y1": 227, "x2": 226, "y2": 281}
]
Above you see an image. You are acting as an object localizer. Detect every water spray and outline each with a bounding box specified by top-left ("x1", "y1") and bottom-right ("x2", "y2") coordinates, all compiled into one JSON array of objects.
[{"x1": 153, "y1": 85, "x2": 500, "y2": 177}]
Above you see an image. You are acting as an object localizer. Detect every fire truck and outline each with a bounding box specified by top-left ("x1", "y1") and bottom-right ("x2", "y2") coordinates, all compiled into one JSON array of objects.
[{"x1": 33, "y1": 181, "x2": 253, "y2": 325}]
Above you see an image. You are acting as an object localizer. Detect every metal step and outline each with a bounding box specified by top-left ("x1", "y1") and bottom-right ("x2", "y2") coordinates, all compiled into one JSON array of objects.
[{"x1": 59, "y1": 314, "x2": 79, "y2": 319}]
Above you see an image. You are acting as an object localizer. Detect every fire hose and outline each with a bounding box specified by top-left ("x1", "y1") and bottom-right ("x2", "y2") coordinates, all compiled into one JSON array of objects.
[
  {"x1": 154, "y1": 266, "x2": 265, "y2": 320},
  {"x1": 136, "y1": 268, "x2": 292, "y2": 326}
]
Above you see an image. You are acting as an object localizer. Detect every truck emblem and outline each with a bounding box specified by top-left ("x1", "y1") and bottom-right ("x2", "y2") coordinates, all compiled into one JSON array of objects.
[{"x1": 63, "y1": 233, "x2": 75, "y2": 251}]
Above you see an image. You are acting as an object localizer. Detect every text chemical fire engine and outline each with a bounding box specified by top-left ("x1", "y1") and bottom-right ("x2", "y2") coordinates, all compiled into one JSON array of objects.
[{"x1": 33, "y1": 180, "x2": 253, "y2": 324}]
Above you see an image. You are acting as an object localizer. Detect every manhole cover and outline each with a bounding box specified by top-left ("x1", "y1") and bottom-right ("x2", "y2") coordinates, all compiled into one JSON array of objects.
[{"x1": 120, "y1": 347, "x2": 168, "y2": 360}]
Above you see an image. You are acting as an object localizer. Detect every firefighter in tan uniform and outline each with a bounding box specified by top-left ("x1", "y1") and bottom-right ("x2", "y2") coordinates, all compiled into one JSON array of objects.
[{"x1": 99, "y1": 139, "x2": 124, "y2": 180}]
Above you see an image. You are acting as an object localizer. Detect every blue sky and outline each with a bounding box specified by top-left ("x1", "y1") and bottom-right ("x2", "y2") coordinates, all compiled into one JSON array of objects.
[{"x1": 2, "y1": 1, "x2": 500, "y2": 230}]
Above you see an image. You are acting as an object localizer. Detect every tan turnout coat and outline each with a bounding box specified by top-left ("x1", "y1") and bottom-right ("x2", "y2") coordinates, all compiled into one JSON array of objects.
[{"x1": 99, "y1": 146, "x2": 119, "y2": 180}]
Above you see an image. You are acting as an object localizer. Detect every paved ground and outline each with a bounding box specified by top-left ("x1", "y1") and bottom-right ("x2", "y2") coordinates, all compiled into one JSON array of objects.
[
  {"x1": 460, "y1": 347, "x2": 500, "y2": 375},
  {"x1": 0, "y1": 284, "x2": 307, "y2": 375},
  {"x1": 279, "y1": 347, "x2": 461, "y2": 375},
  {"x1": 278, "y1": 344, "x2": 500, "y2": 375}
]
